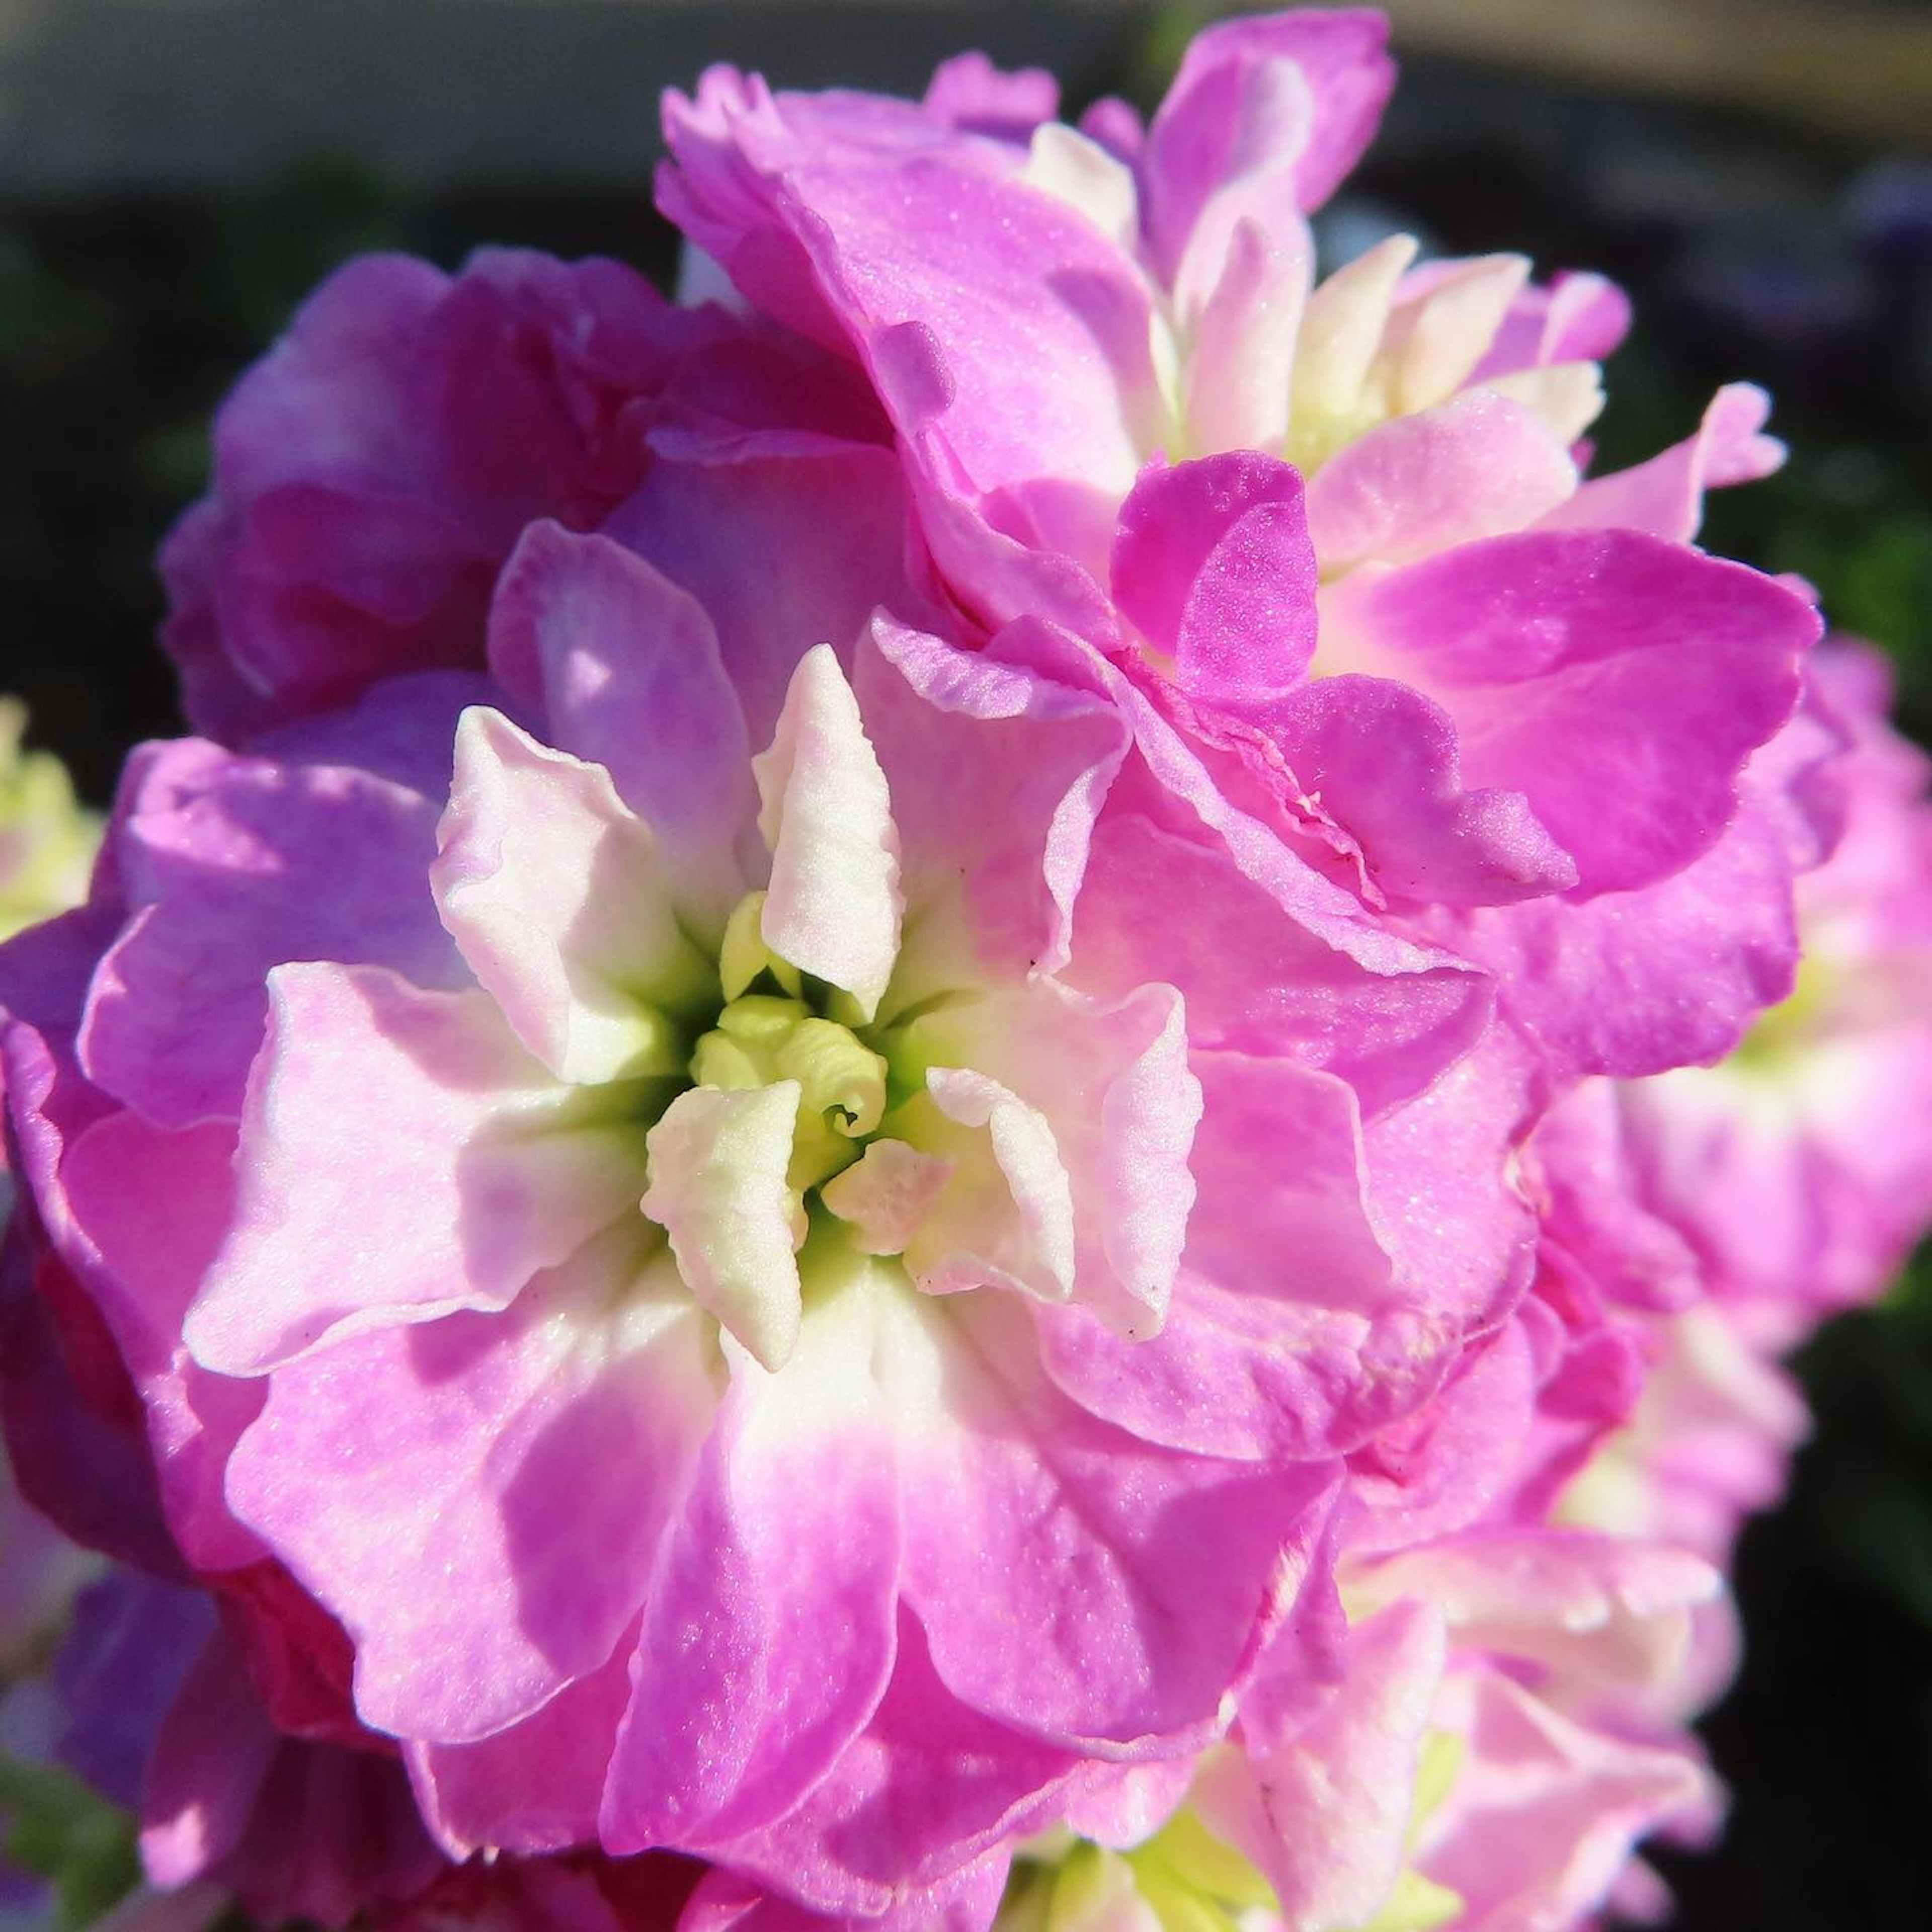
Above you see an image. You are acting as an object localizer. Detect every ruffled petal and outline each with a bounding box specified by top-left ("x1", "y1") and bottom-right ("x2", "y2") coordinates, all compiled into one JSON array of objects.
[
  {"x1": 223, "y1": 1231, "x2": 715, "y2": 1743},
  {"x1": 186, "y1": 965, "x2": 650, "y2": 1374},
  {"x1": 754, "y1": 646, "x2": 904, "y2": 1020},
  {"x1": 434, "y1": 706, "x2": 715, "y2": 1084}
]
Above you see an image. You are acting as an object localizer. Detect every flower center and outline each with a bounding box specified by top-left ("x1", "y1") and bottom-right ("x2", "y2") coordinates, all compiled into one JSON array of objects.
[{"x1": 635, "y1": 888, "x2": 968, "y2": 1371}]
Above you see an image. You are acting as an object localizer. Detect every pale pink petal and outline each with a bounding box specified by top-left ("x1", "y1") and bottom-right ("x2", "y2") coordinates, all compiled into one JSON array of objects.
[
  {"x1": 1199, "y1": 1599, "x2": 1445, "y2": 1929},
  {"x1": 1183, "y1": 211, "x2": 1310, "y2": 457},
  {"x1": 224, "y1": 1230, "x2": 714, "y2": 1742},
  {"x1": 856, "y1": 619, "x2": 1129, "y2": 984},
  {"x1": 1348, "y1": 1530, "x2": 1722, "y2": 1701},
  {"x1": 1036, "y1": 1052, "x2": 1432, "y2": 1465},
  {"x1": 1417, "y1": 1669, "x2": 1713, "y2": 1931},
  {"x1": 1386, "y1": 256, "x2": 1533, "y2": 415},
  {"x1": 912, "y1": 1066, "x2": 1078, "y2": 1306},
  {"x1": 604, "y1": 1272, "x2": 901, "y2": 1854},
  {"x1": 1070, "y1": 805, "x2": 1490, "y2": 1117},
  {"x1": 820, "y1": 1140, "x2": 954, "y2": 1256},
  {"x1": 433, "y1": 706, "x2": 715, "y2": 1084},
  {"x1": 1306, "y1": 391, "x2": 1578, "y2": 573},
  {"x1": 186, "y1": 964, "x2": 650, "y2": 1375},
  {"x1": 485, "y1": 521, "x2": 758, "y2": 923},
  {"x1": 908, "y1": 979, "x2": 1200, "y2": 1333}
]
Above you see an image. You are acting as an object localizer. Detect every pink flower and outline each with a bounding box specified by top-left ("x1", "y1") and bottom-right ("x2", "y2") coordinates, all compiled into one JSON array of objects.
[
  {"x1": 981, "y1": 1527, "x2": 1717, "y2": 1932},
  {"x1": 657, "y1": 12, "x2": 1817, "y2": 1072},
  {"x1": 3, "y1": 12, "x2": 1908, "y2": 1928},
  {"x1": 1607, "y1": 643, "x2": 1932, "y2": 1336},
  {"x1": 159, "y1": 250, "x2": 908, "y2": 743},
  {"x1": 2, "y1": 487, "x2": 1525, "y2": 1915}
]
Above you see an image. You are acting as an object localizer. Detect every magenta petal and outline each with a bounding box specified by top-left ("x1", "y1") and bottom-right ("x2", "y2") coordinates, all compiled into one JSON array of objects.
[
  {"x1": 143, "y1": 1628, "x2": 442, "y2": 1927},
  {"x1": 1264, "y1": 675, "x2": 1578, "y2": 906},
  {"x1": 659, "y1": 73, "x2": 1162, "y2": 560},
  {"x1": 1324, "y1": 528, "x2": 1817, "y2": 894},
  {"x1": 0, "y1": 1198, "x2": 183, "y2": 1580},
  {"x1": 1447, "y1": 797, "x2": 1801, "y2": 1081},
  {"x1": 679, "y1": 1855, "x2": 1009, "y2": 1932},
  {"x1": 407, "y1": 1635, "x2": 635, "y2": 1858},
  {"x1": 1139, "y1": 8, "x2": 1394, "y2": 275},
  {"x1": 1111, "y1": 453, "x2": 1318, "y2": 709},
  {"x1": 163, "y1": 248, "x2": 685, "y2": 739},
  {"x1": 922, "y1": 53, "x2": 1059, "y2": 139},
  {"x1": 606, "y1": 438, "x2": 942, "y2": 747},
  {"x1": 1041, "y1": 1036, "x2": 1532, "y2": 1472},
  {"x1": 1545, "y1": 383, "x2": 1783, "y2": 543},
  {"x1": 224, "y1": 1247, "x2": 712, "y2": 1742},
  {"x1": 139, "y1": 1630, "x2": 283, "y2": 1890},
  {"x1": 186, "y1": 964, "x2": 648, "y2": 1375},
  {"x1": 487, "y1": 522, "x2": 757, "y2": 915},
  {"x1": 604, "y1": 1293, "x2": 902, "y2": 1853},
  {"x1": 1358, "y1": 1021, "x2": 1538, "y2": 1331},
  {"x1": 54, "y1": 1109, "x2": 267, "y2": 1570},
  {"x1": 1072, "y1": 807, "x2": 1489, "y2": 1118},
  {"x1": 680, "y1": 1607, "x2": 1082, "y2": 1921},
  {"x1": 903, "y1": 1293, "x2": 1338, "y2": 1752},
  {"x1": 80, "y1": 685, "x2": 473, "y2": 1131}
]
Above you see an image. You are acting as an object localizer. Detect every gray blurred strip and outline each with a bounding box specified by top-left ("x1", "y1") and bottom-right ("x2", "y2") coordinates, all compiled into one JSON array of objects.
[{"x1": 2, "y1": 0, "x2": 1928, "y2": 197}]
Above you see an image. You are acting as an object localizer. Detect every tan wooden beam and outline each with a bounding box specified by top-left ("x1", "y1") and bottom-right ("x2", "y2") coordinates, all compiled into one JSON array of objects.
[{"x1": 1380, "y1": 0, "x2": 1932, "y2": 148}]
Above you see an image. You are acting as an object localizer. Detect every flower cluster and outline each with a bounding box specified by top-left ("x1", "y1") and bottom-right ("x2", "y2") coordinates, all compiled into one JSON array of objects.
[{"x1": 3, "y1": 12, "x2": 1929, "y2": 1932}]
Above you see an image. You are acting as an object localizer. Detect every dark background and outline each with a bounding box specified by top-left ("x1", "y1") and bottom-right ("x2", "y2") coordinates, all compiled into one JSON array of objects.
[{"x1": 4, "y1": 4, "x2": 1931, "y2": 1925}]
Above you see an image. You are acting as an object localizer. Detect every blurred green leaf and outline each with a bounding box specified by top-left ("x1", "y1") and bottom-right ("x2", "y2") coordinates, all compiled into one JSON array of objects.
[{"x1": 0, "y1": 1751, "x2": 139, "y2": 1929}]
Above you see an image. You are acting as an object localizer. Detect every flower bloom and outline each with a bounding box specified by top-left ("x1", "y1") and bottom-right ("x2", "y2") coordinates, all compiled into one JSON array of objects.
[
  {"x1": 658, "y1": 9, "x2": 1817, "y2": 1100},
  {"x1": 3, "y1": 11, "x2": 1924, "y2": 1932},
  {"x1": 4, "y1": 481, "x2": 1524, "y2": 1920},
  {"x1": 986, "y1": 1528, "x2": 1718, "y2": 1932}
]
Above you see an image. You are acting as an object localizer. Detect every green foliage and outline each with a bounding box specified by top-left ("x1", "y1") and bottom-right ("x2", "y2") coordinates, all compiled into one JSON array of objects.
[{"x1": 0, "y1": 1752, "x2": 138, "y2": 1929}]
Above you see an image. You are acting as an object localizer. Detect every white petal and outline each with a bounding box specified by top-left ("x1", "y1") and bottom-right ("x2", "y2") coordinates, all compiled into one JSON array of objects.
[
  {"x1": 1023, "y1": 122, "x2": 1142, "y2": 255},
  {"x1": 641, "y1": 1082, "x2": 806, "y2": 1372},
  {"x1": 753, "y1": 645, "x2": 904, "y2": 1020}
]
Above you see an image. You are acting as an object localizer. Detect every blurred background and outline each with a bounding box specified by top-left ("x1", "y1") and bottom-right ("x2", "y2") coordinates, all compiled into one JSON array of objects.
[{"x1": 4, "y1": 2, "x2": 1931, "y2": 1925}]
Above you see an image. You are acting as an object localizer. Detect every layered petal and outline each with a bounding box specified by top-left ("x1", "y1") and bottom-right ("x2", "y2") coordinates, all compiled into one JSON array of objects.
[
  {"x1": 186, "y1": 966, "x2": 650, "y2": 1374},
  {"x1": 223, "y1": 1233, "x2": 714, "y2": 1743},
  {"x1": 434, "y1": 706, "x2": 716, "y2": 1085},
  {"x1": 1317, "y1": 529, "x2": 1816, "y2": 896}
]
